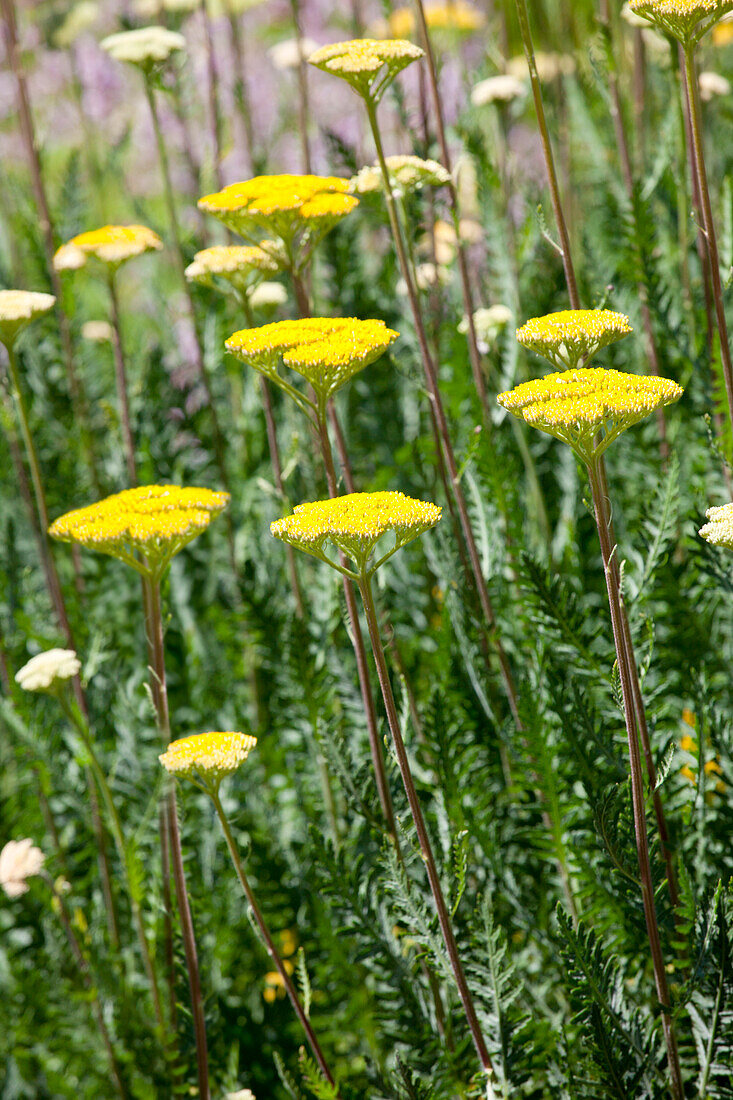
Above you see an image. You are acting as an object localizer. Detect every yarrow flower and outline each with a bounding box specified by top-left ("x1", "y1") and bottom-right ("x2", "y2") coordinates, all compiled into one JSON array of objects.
[
  {"x1": 198, "y1": 176, "x2": 357, "y2": 267},
  {"x1": 0, "y1": 290, "x2": 56, "y2": 348},
  {"x1": 0, "y1": 839, "x2": 45, "y2": 898},
  {"x1": 185, "y1": 244, "x2": 281, "y2": 293},
  {"x1": 382, "y1": 2, "x2": 485, "y2": 38},
  {"x1": 101, "y1": 26, "x2": 186, "y2": 70},
  {"x1": 498, "y1": 368, "x2": 683, "y2": 462},
  {"x1": 350, "y1": 155, "x2": 450, "y2": 196},
  {"x1": 15, "y1": 649, "x2": 81, "y2": 693},
  {"x1": 49, "y1": 485, "x2": 230, "y2": 579},
  {"x1": 516, "y1": 309, "x2": 634, "y2": 370},
  {"x1": 699, "y1": 502, "x2": 733, "y2": 548},
  {"x1": 249, "y1": 282, "x2": 288, "y2": 311},
  {"x1": 159, "y1": 731, "x2": 257, "y2": 789},
  {"x1": 470, "y1": 74, "x2": 527, "y2": 106},
  {"x1": 226, "y1": 317, "x2": 398, "y2": 416},
  {"x1": 271, "y1": 491, "x2": 442, "y2": 573},
  {"x1": 53, "y1": 225, "x2": 163, "y2": 272},
  {"x1": 308, "y1": 38, "x2": 424, "y2": 104},
  {"x1": 628, "y1": 0, "x2": 733, "y2": 43}
]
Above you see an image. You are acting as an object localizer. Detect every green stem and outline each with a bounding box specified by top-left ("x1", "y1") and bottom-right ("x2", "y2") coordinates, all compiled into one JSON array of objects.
[
  {"x1": 144, "y1": 575, "x2": 211, "y2": 1100},
  {"x1": 107, "y1": 271, "x2": 138, "y2": 485},
  {"x1": 586, "y1": 457, "x2": 683, "y2": 1100},
  {"x1": 210, "y1": 790, "x2": 339, "y2": 1089},
  {"x1": 358, "y1": 567, "x2": 495, "y2": 1083}
]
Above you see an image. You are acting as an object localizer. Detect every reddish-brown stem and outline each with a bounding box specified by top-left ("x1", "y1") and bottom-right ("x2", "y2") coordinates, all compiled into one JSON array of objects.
[{"x1": 198, "y1": 0, "x2": 223, "y2": 190}]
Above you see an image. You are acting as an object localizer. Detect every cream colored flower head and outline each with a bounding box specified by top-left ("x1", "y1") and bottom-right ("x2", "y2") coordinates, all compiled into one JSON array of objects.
[
  {"x1": 0, "y1": 839, "x2": 45, "y2": 898},
  {"x1": 459, "y1": 305, "x2": 513, "y2": 352},
  {"x1": 271, "y1": 491, "x2": 441, "y2": 574},
  {"x1": 0, "y1": 290, "x2": 55, "y2": 348},
  {"x1": 226, "y1": 1091, "x2": 256, "y2": 1100},
  {"x1": 516, "y1": 309, "x2": 633, "y2": 370},
  {"x1": 49, "y1": 485, "x2": 230, "y2": 579},
  {"x1": 309, "y1": 38, "x2": 424, "y2": 104},
  {"x1": 185, "y1": 244, "x2": 281, "y2": 293},
  {"x1": 226, "y1": 317, "x2": 398, "y2": 416},
  {"x1": 350, "y1": 155, "x2": 450, "y2": 196},
  {"x1": 498, "y1": 368, "x2": 683, "y2": 462},
  {"x1": 268, "y1": 36, "x2": 320, "y2": 70},
  {"x1": 101, "y1": 26, "x2": 186, "y2": 70},
  {"x1": 15, "y1": 649, "x2": 81, "y2": 693},
  {"x1": 471, "y1": 74, "x2": 526, "y2": 106},
  {"x1": 54, "y1": 225, "x2": 163, "y2": 272},
  {"x1": 698, "y1": 70, "x2": 731, "y2": 98},
  {"x1": 81, "y1": 320, "x2": 114, "y2": 342},
  {"x1": 699, "y1": 503, "x2": 733, "y2": 549},
  {"x1": 160, "y1": 731, "x2": 257, "y2": 788},
  {"x1": 249, "y1": 282, "x2": 288, "y2": 311},
  {"x1": 628, "y1": 0, "x2": 733, "y2": 43}
]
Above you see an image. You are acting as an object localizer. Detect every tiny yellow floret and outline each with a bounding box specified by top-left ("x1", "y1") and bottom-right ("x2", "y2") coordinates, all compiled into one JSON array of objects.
[
  {"x1": 309, "y1": 38, "x2": 424, "y2": 103},
  {"x1": 516, "y1": 309, "x2": 633, "y2": 369},
  {"x1": 628, "y1": 0, "x2": 733, "y2": 42},
  {"x1": 54, "y1": 225, "x2": 163, "y2": 271},
  {"x1": 498, "y1": 368, "x2": 683, "y2": 462},
  {"x1": 159, "y1": 731, "x2": 257, "y2": 783}
]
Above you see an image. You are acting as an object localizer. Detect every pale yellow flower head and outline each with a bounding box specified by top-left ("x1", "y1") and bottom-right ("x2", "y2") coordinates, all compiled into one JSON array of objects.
[
  {"x1": 308, "y1": 38, "x2": 424, "y2": 104},
  {"x1": 471, "y1": 74, "x2": 526, "y2": 106},
  {"x1": 159, "y1": 731, "x2": 257, "y2": 788},
  {"x1": 516, "y1": 309, "x2": 633, "y2": 370},
  {"x1": 15, "y1": 649, "x2": 81, "y2": 693},
  {"x1": 101, "y1": 26, "x2": 186, "y2": 70},
  {"x1": 699, "y1": 502, "x2": 733, "y2": 549},
  {"x1": 49, "y1": 485, "x2": 230, "y2": 579},
  {"x1": 54, "y1": 225, "x2": 163, "y2": 272},
  {"x1": 498, "y1": 368, "x2": 683, "y2": 462},
  {"x1": 0, "y1": 839, "x2": 45, "y2": 898},
  {"x1": 628, "y1": 0, "x2": 733, "y2": 43},
  {"x1": 249, "y1": 282, "x2": 288, "y2": 311},
  {"x1": 350, "y1": 155, "x2": 450, "y2": 196},
  {"x1": 0, "y1": 290, "x2": 56, "y2": 348},
  {"x1": 268, "y1": 36, "x2": 320, "y2": 70},
  {"x1": 226, "y1": 317, "x2": 398, "y2": 417},
  {"x1": 198, "y1": 176, "x2": 357, "y2": 267},
  {"x1": 383, "y1": 2, "x2": 485, "y2": 38},
  {"x1": 271, "y1": 491, "x2": 441, "y2": 573},
  {"x1": 185, "y1": 244, "x2": 281, "y2": 294}
]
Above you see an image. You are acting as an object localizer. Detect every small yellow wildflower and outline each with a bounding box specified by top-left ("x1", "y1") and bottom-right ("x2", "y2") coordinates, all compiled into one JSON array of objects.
[
  {"x1": 53, "y1": 225, "x2": 163, "y2": 271},
  {"x1": 49, "y1": 485, "x2": 229, "y2": 578},
  {"x1": 713, "y1": 14, "x2": 733, "y2": 42},
  {"x1": 383, "y1": 2, "x2": 484, "y2": 38},
  {"x1": 198, "y1": 176, "x2": 357, "y2": 262},
  {"x1": 185, "y1": 244, "x2": 281, "y2": 294},
  {"x1": 628, "y1": 0, "x2": 733, "y2": 43},
  {"x1": 271, "y1": 491, "x2": 441, "y2": 572},
  {"x1": 279, "y1": 928, "x2": 298, "y2": 956},
  {"x1": 680, "y1": 764, "x2": 697, "y2": 784},
  {"x1": 308, "y1": 39, "x2": 424, "y2": 104},
  {"x1": 680, "y1": 734, "x2": 697, "y2": 753},
  {"x1": 516, "y1": 310, "x2": 633, "y2": 370},
  {"x1": 159, "y1": 731, "x2": 257, "y2": 786},
  {"x1": 705, "y1": 759, "x2": 723, "y2": 776},
  {"x1": 699, "y1": 502, "x2": 733, "y2": 549},
  {"x1": 226, "y1": 317, "x2": 398, "y2": 415},
  {"x1": 682, "y1": 707, "x2": 697, "y2": 728},
  {"x1": 263, "y1": 958, "x2": 294, "y2": 1002},
  {"x1": 497, "y1": 368, "x2": 683, "y2": 462},
  {"x1": 0, "y1": 290, "x2": 56, "y2": 348}
]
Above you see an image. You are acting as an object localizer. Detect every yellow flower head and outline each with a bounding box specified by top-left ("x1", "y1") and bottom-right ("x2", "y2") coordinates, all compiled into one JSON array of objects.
[
  {"x1": 198, "y1": 176, "x2": 357, "y2": 264},
  {"x1": 628, "y1": 0, "x2": 733, "y2": 43},
  {"x1": 225, "y1": 317, "x2": 398, "y2": 416},
  {"x1": 350, "y1": 155, "x2": 450, "y2": 196},
  {"x1": 53, "y1": 225, "x2": 163, "y2": 272},
  {"x1": 271, "y1": 491, "x2": 441, "y2": 573},
  {"x1": 699, "y1": 502, "x2": 733, "y2": 549},
  {"x1": 185, "y1": 244, "x2": 281, "y2": 294},
  {"x1": 159, "y1": 731, "x2": 257, "y2": 788},
  {"x1": 0, "y1": 289, "x2": 56, "y2": 348},
  {"x1": 516, "y1": 310, "x2": 633, "y2": 370},
  {"x1": 497, "y1": 368, "x2": 683, "y2": 463},
  {"x1": 308, "y1": 38, "x2": 424, "y2": 104},
  {"x1": 49, "y1": 485, "x2": 230, "y2": 579},
  {"x1": 384, "y1": 2, "x2": 485, "y2": 38}
]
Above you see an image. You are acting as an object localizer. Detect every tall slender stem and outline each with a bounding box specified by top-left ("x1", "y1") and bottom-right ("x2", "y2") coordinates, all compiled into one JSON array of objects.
[
  {"x1": 681, "y1": 44, "x2": 733, "y2": 435},
  {"x1": 289, "y1": 0, "x2": 312, "y2": 174},
  {"x1": 108, "y1": 272, "x2": 138, "y2": 485},
  {"x1": 587, "y1": 458, "x2": 683, "y2": 1100},
  {"x1": 514, "y1": 0, "x2": 580, "y2": 308},
  {"x1": 358, "y1": 568, "x2": 495, "y2": 1083},
  {"x1": 144, "y1": 575, "x2": 210, "y2": 1100},
  {"x1": 210, "y1": 790, "x2": 338, "y2": 1088},
  {"x1": 364, "y1": 96, "x2": 522, "y2": 729},
  {"x1": 198, "y1": 0, "x2": 223, "y2": 190}
]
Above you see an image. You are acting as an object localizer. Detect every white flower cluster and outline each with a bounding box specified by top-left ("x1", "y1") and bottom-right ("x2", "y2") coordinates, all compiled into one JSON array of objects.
[
  {"x1": 0, "y1": 839, "x2": 45, "y2": 898},
  {"x1": 15, "y1": 649, "x2": 81, "y2": 693}
]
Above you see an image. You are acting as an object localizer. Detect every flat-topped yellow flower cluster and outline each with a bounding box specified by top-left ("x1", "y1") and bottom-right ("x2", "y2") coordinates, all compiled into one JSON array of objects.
[
  {"x1": 49, "y1": 485, "x2": 230, "y2": 576},
  {"x1": 271, "y1": 491, "x2": 441, "y2": 571},
  {"x1": 498, "y1": 368, "x2": 683, "y2": 460},
  {"x1": 159, "y1": 731, "x2": 258, "y2": 783},
  {"x1": 54, "y1": 225, "x2": 163, "y2": 271},
  {"x1": 226, "y1": 317, "x2": 398, "y2": 411},
  {"x1": 516, "y1": 309, "x2": 633, "y2": 369},
  {"x1": 629, "y1": 0, "x2": 733, "y2": 41},
  {"x1": 309, "y1": 39, "x2": 423, "y2": 102},
  {"x1": 185, "y1": 244, "x2": 280, "y2": 282}
]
